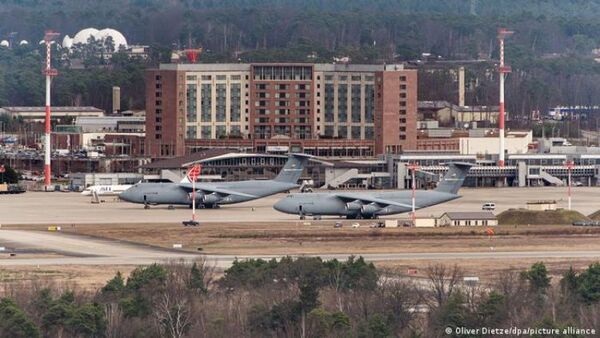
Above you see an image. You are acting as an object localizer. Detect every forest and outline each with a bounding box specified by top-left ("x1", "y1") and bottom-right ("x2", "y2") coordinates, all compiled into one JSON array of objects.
[
  {"x1": 1, "y1": 257, "x2": 600, "y2": 337},
  {"x1": 2, "y1": 1, "x2": 600, "y2": 119}
]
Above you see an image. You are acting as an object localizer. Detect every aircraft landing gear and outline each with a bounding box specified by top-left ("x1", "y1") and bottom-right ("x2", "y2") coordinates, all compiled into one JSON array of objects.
[
  {"x1": 144, "y1": 204, "x2": 150, "y2": 209},
  {"x1": 168, "y1": 205, "x2": 175, "y2": 210}
]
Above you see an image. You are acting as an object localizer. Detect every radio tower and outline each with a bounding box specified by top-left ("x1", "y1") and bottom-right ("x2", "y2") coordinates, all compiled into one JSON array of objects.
[
  {"x1": 497, "y1": 28, "x2": 513, "y2": 167},
  {"x1": 43, "y1": 30, "x2": 59, "y2": 191}
]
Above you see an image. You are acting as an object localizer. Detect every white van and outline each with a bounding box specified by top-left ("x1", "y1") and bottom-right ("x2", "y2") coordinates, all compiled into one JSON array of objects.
[{"x1": 482, "y1": 202, "x2": 496, "y2": 211}]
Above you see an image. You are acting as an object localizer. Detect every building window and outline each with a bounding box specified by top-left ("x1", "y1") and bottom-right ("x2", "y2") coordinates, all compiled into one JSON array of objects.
[
  {"x1": 338, "y1": 84, "x2": 348, "y2": 122},
  {"x1": 364, "y1": 85, "x2": 374, "y2": 123},
  {"x1": 201, "y1": 126, "x2": 211, "y2": 139},
  {"x1": 216, "y1": 75, "x2": 226, "y2": 81},
  {"x1": 324, "y1": 84, "x2": 335, "y2": 123},
  {"x1": 365, "y1": 126, "x2": 374, "y2": 140},
  {"x1": 399, "y1": 76, "x2": 406, "y2": 81},
  {"x1": 351, "y1": 84, "x2": 361, "y2": 123},
  {"x1": 186, "y1": 84, "x2": 197, "y2": 122},
  {"x1": 216, "y1": 84, "x2": 226, "y2": 122},
  {"x1": 186, "y1": 126, "x2": 197, "y2": 139},
  {"x1": 201, "y1": 84, "x2": 212, "y2": 122},
  {"x1": 230, "y1": 83, "x2": 241, "y2": 122},
  {"x1": 201, "y1": 75, "x2": 211, "y2": 80}
]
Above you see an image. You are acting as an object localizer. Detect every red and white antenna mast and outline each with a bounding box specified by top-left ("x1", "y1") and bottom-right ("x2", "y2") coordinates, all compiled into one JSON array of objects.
[
  {"x1": 43, "y1": 30, "x2": 59, "y2": 191},
  {"x1": 497, "y1": 28, "x2": 513, "y2": 167}
]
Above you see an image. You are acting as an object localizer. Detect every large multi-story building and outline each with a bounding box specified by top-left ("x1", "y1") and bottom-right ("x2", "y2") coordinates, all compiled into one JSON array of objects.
[{"x1": 145, "y1": 63, "x2": 417, "y2": 158}]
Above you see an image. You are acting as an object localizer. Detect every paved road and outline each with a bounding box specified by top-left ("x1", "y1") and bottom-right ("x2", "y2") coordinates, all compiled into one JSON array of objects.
[{"x1": 2, "y1": 230, "x2": 600, "y2": 269}]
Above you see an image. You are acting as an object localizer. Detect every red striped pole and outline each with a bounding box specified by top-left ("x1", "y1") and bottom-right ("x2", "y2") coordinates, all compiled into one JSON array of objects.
[{"x1": 43, "y1": 31, "x2": 59, "y2": 190}]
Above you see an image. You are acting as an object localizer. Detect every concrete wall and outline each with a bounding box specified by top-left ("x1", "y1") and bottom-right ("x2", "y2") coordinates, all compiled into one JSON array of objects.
[{"x1": 459, "y1": 131, "x2": 532, "y2": 155}]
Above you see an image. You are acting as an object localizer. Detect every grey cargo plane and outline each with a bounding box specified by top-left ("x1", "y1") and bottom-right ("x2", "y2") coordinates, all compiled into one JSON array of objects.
[
  {"x1": 273, "y1": 162, "x2": 473, "y2": 219},
  {"x1": 119, "y1": 154, "x2": 309, "y2": 208}
]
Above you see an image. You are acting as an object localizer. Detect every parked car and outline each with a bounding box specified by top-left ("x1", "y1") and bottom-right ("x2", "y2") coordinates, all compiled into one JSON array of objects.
[
  {"x1": 351, "y1": 222, "x2": 361, "y2": 228},
  {"x1": 369, "y1": 222, "x2": 385, "y2": 228},
  {"x1": 482, "y1": 202, "x2": 496, "y2": 211}
]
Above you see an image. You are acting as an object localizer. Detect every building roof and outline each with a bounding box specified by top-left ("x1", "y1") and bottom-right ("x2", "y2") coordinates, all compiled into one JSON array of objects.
[
  {"x1": 141, "y1": 149, "x2": 234, "y2": 169},
  {"x1": 442, "y1": 212, "x2": 497, "y2": 220},
  {"x1": 332, "y1": 160, "x2": 386, "y2": 168},
  {"x1": 2, "y1": 106, "x2": 104, "y2": 113},
  {"x1": 418, "y1": 101, "x2": 498, "y2": 112},
  {"x1": 159, "y1": 63, "x2": 409, "y2": 73}
]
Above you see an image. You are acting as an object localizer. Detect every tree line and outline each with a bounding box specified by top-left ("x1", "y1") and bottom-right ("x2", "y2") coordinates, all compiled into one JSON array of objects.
[
  {"x1": 3, "y1": 1, "x2": 600, "y2": 119},
  {"x1": 1, "y1": 257, "x2": 600, "y2": 337}
]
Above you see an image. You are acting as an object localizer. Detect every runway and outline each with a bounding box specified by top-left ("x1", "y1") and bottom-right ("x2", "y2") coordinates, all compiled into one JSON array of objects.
[
  {"x1": 1, "y1": 186, "x2": 600, "y2": 225},
  {"x1": 2, "y1": 229, "x2": 600, "y2": 269}
]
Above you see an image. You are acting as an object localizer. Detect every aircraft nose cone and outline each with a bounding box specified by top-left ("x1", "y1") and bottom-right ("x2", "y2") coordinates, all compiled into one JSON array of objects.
[
  {"x1": 119, "y1": 187, "x2": 133, "y2": 202},
  {"x1": 273, "y1": 198, "x2": 290, "y2": 213}
]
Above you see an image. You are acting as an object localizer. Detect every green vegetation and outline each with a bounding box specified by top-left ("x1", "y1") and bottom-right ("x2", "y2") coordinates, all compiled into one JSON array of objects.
[
  {"x1": 497, "y1": 209, "x2": 589, "y2": 225},
  {"x1": 0, "y1": 165, "x2": 19, "y2": 184},
  {"x1": 1, "y1": 259, "x2": 600, "y2": 336},
  {"x1": 1, "y1": 1, "x2": 600, "y2": 118},
  {"x1": 0, "y1": 298, "x2": 40, "y2": 338}
]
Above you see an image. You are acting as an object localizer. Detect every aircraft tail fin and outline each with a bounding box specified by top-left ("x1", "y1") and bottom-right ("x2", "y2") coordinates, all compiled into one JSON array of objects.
[
  {"x1": 273, "y1": 154, "x2": 310, "y2": 183},
  {"x1": 435, "y1": 162, "x2": 473, "y2": 195}
]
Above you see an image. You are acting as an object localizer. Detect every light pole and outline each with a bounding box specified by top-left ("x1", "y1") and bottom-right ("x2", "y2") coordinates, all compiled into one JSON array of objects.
[
  {"x1": 185, "y1": 164, "x2": 201, "y2": 226},
  {"x1": 565, "y1": 160, "x2": 574, "y2": 210},
  {"x1": 407, "y1": 163, "x2": 420, "y2": 225}
]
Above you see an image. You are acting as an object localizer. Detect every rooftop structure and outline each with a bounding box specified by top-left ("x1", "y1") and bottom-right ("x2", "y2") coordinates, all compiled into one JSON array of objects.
[{"x1": 1, "y1": 106, "x2": 104, "y2": 122}]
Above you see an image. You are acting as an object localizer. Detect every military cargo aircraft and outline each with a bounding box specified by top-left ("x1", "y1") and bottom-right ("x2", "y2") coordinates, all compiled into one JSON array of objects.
[
  {"x1": 273, "y1": 162, "x2": 472, "y2": 219},
  {"x1": 119, "y1": 154, "x2": 309, "y2": 208}
]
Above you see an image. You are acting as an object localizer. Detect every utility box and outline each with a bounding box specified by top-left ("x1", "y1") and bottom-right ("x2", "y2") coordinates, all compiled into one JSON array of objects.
[
  {"x1": 385, "y1": 220, "x2": 398, "y2": 228},
  {"x1": 414, "y1": 218, "x2": 437, "y2": 227}
]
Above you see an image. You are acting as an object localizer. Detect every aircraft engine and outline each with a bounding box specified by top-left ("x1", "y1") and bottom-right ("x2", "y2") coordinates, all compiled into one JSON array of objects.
[
  {"x1": 360, "y1": 203, "x2": 381, "y2": 216},
  {"x1": 345, "y1": 200, "x2": 362, "y2": 211},
  {"x1": 202, "y1": 193, "x2": 222, "y2": 204}
]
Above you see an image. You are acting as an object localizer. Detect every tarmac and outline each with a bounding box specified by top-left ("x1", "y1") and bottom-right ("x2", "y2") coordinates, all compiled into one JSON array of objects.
[
  {"x1": 0, "y1": 186, "x2": 599, "y2": 225},
  {"x1": 1, "y1": 186, "x2": 600, "y2": 267},
  {"x1": 3, "y1": 229, "x2": 600, "y2": 268}
]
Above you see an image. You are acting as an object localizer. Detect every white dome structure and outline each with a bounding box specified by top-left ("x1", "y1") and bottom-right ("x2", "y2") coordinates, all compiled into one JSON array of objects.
[
  {"x1": 97, "y1": 28, "x2": 128, "y2": 51},
  {"x1": 62, "y1": 35, "x2": 73, "y2": 49},
  {"x1": 19, "y1": 40, "x2": 28, "y2": 45},
  {"x1": 72, "y1": 27, "x2": 100, "y2": 45},
  {"x1": 69, "y1": 27, "x2": 127, "y2": 52},
  {"x1": 0, "y1": 40, "x2": 9, "y2": 47}
]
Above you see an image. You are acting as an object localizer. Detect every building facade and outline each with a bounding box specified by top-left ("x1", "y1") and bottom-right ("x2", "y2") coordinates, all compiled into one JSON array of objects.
[{"x1": 145, "y1": 63, "x2": 418, "y2": 158}]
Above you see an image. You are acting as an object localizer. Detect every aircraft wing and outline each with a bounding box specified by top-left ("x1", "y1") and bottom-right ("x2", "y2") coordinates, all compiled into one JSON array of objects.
[
  {"x1": 179, "y1": 184, "x2": 258, "y2": 198},
  {"x1": 334, "y1": 193, "x2": 416, "y2": 209}
]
